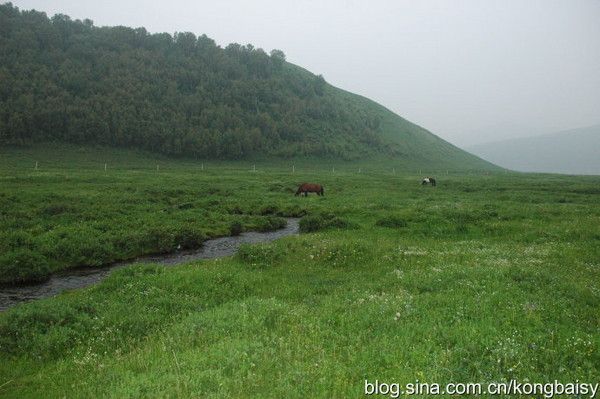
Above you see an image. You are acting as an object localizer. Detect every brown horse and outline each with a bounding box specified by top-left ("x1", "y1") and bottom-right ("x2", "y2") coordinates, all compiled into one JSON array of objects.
[{"x1": 295, "y1": 183, "x2": 324, "y2": 196}]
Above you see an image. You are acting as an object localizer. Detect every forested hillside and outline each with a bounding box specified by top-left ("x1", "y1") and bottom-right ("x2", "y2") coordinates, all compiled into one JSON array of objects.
[{"x1": 0, "y1": 3, "x2": 494, "y2": 168}]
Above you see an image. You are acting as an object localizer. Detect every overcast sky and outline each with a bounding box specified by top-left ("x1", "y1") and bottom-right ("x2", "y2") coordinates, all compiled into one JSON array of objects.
[{"x1": 11, "y1": 0, "x2": 600, "y2": 146}]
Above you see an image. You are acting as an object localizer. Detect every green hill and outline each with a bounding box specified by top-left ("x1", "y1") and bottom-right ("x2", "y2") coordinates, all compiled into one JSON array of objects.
[{"x1": 0, "y1": 3, "x2": 495, "y2": 170}]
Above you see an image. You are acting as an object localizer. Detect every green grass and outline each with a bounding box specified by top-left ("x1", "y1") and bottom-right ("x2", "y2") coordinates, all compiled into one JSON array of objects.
[
  {"x1": 330, "y1": 83, "x2": 498, "y2": 171},
  {"x1": 0, "y1": 146, "x2": 599, "y2": 398},
  {"x1": 0, "y1": 145, "x2": 300, "y2": 284}
]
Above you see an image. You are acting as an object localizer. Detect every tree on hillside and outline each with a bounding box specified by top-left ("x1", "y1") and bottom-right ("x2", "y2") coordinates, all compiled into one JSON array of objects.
[{"x1": 0, "y1": 3, "x2": 395, "y2": 159}]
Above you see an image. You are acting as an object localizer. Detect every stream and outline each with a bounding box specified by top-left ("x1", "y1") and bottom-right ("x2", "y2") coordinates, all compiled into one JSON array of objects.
[{"x1": 0, "y1": 218, "x2": 300, "y2": 311}]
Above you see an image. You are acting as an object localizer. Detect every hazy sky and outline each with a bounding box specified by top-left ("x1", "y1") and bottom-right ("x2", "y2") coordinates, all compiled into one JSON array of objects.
[{"x1": 11, "y1": 0, "x2": 600, "y2": 146}]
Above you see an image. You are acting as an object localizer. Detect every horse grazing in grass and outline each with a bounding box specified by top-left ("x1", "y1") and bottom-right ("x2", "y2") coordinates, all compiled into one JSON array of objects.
[
  {"x1": 421, "y1": 177, "x2": 436, "y2": 186},
  {"x1": 295, "y1": 183, "x2": 324, "y2": 196}
]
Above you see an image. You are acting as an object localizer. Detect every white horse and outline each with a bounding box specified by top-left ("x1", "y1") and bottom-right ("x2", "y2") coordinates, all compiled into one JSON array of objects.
[{"x1": 421, "y1": 177, "x2": 436, "y2": 186}]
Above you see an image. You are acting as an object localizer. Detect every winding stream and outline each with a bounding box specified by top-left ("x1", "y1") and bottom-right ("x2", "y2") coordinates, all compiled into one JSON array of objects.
[{"x1": 0, "y1": 218, "x2": 299, "y2": 311}]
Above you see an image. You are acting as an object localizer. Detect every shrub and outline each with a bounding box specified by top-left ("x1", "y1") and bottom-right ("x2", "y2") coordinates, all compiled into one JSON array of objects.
[
  {"x1": 112, "y1": 231, "x2": 145, "y2": 259},
  {"x1": 175, "y1": 227, "x2": 206, "y2": 249},
  {"x1": 375, "y1": 216, "x2": 407, "y2": 228},
  {"x1": 259, "y1": 205, "x2": 278, "y2": 215},
  {"x1": 230, "y1": 221, "x2": 243, "y2": 236},
  {"x1": 255, "y1": 216, "x2": 286, "y2": 232},
  {"x1": 152, "y1": 228, "x2": 178, "y2": 253},
  {"x1": 267, "y1": 182, "x2": 295, "y2": 194},
  {"x1": 0, "y1": 249, "x2": 51, "y2": 284},
  {"x1": 299, "y1": 213, "x2": 351, "y2": 233},
  {"x1": 278, "y1": 205, "x2": 308, "y2": 217},
  {"x1": 40, "y1": 226, "x2": 115, "y2": 267},
  {"x1": 140, "y1": 226, "x2": 177, "y2": 254}
]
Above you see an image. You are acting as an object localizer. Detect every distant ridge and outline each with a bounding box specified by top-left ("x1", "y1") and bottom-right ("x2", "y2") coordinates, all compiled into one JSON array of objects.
[
  {"x1": 467, "y1": 125, "x2": 600, "y2": 175},
  {"x1": 0, "y1": 3, "x2": 496, "y2": 170}
]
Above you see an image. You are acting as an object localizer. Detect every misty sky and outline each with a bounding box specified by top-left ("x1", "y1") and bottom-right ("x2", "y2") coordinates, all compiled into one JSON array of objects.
[{"x1": 10, "y1": 0, "x2": 600, "y2": 146}]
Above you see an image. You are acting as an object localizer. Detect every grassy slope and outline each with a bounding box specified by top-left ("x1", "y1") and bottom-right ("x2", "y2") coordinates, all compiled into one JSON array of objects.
[
  {"x1": 290, "y1": 64, "x2": 499, "y2": 171},
  {"x1": 335, "y1": 87, "x2": 497, "y2": 170},
  {"x1": 0, "y1": 147, "x2": 599, "y2": 398}
]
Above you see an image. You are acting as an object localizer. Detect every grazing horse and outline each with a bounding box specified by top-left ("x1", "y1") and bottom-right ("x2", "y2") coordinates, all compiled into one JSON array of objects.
[
  {"x1": 421, "y1": 177, "x2": 436, "y2": 186},
  {"x1": 295, "y1": 183, "x2": 324, "y2": 196}
]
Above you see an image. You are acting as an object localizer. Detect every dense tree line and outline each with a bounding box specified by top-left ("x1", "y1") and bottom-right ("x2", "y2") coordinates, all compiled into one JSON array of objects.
[{"x1": 0, "y1": 3, "x2": 390, "y2": 159}]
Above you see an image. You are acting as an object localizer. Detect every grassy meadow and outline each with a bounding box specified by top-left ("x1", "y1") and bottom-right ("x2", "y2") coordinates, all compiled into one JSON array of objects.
[{"x1": 0, "y1": 145, "x2": 599, "y2": 398}]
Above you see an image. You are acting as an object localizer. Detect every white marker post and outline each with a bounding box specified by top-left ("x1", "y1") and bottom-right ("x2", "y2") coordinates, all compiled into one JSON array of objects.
[
  {"x1": 292, "y1": 165, "x2": 295, "y2": 173},
  {"x1": 35, "y1": 161, "x2": 38, "y2": 170},
  {"x1": 201, "y1": 163, "x2": 204, "y2": 171},
  {"x1": 104, "y1": 163, "x2": 107, "y2": 173}
]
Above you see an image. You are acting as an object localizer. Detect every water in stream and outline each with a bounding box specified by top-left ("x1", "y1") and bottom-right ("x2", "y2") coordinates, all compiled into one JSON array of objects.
[{"x1": 0, "y1": 218, "x2": 299, "y2": 311}]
